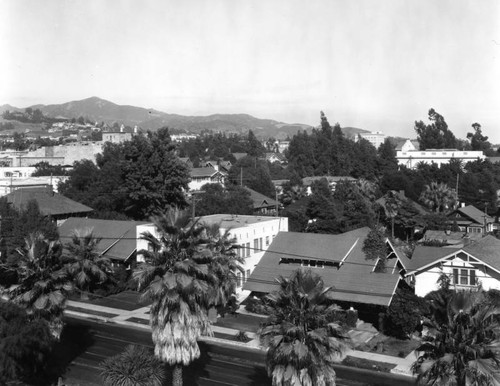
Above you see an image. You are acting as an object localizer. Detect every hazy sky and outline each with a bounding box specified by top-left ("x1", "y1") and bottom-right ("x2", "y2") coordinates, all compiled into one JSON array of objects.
[{"x1": 1, "y1": 0, "x2": 499, "y2": 142}]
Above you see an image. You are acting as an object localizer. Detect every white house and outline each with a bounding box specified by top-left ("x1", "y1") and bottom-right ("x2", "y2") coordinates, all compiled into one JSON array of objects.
[
  {"x1": 188, "y1": 167, "x2": 225, "y2": 191},
  {"x1": 396, "y1": 149, "x2": 486, "y2": 169},
  {"x1": 403, "y1": 236, "x2": 500, "y2": 297},
  {"x1": 197, "y1": 214, "x2": 289, "y2": 294}
]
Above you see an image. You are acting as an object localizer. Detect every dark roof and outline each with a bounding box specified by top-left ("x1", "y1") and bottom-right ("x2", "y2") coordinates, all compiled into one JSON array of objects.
[
  {"x1": 375, "y1": 190, "x2": 428, "y2": 216},
  {"x1": 243, "y1": 227, "x2": 401, "y2": 307},
  {"x1": 189, "y1": 167, "x2": 220, "y2": 178},
  {"x1": 451, "y1": 205, "x2": 494, "y2": 225},
  {"x1": 58, "y1": 217, "x2": 148, "y2": 261},
  {"x1": 6, "y1": 188, "x2": 93, "y2": 217},
  {"x1": 406, "y1": 236, "x2": 500, "y2": 274},
  {"x1": 244, "y1": 187, "x2": 278, "y2": 209},
  {"x1": 232, "y1": 153, "x2": 247, "y2": 160}
]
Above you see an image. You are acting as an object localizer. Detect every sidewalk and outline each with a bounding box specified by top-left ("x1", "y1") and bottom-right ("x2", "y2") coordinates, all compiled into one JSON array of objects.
[{"x1": 64, "y1": 292, "x2": 416, "y2": 378}]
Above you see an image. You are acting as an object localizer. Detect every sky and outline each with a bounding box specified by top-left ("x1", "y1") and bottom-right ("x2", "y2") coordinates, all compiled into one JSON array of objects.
[{"x1": 1, "y1": 0, "x2": 499, "y2": 142}]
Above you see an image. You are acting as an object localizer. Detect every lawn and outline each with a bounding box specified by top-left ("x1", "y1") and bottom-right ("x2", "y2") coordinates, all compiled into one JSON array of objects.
[{"x1": 356, "y1": 334, "x2": 420, "y2": 358}]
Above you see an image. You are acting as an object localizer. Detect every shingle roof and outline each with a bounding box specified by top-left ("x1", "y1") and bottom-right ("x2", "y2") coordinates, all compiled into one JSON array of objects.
[
  {"x1": 58, "y1": 217, "x2": 148, "y2": 261},
  {"x1": 6, "y1": 188, "x2": 93, "y2": 217},
  {"x1": 453, "y1": 205, "x2": 494, "y2": 225},
  {"x1": 463, "y1": 236, "x2": 500, "y2": 271},
  {"x1": 404, "y1": 246, "x2": 456, "y2": 272},
  {"x1": 244, "y1": 187, "x2": 278, "y2": 209},
  {"x1": 189, "y1": 167, "x2": 220, "y2": 178},
  {"x1": 243, "y1": 227, "x2": 401, "y2": 307}
]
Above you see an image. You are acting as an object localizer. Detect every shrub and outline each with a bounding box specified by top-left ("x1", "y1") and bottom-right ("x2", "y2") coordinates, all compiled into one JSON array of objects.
[
  {"x1": 384, "y1": 287, "x2": 428, "y2": 338},
  {"x1": 235, "y1": 331, "x2": 251, "y2": 343},
  {"x1": 100, "y1": 345, "x2": 166, "y2": 386},
  {"x1": 244, "y1": 296, "x2": 271, "y2": 315}
]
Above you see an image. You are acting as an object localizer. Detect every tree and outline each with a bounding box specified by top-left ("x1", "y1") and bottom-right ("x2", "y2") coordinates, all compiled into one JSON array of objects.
[
  {"x1": 133, "y1": 209, "x2": 218, "y2": 386},
  {"x1": 3, "y1": 233, "x2": 73, "y2": 339},
  {"x1": 64, "y1": 229, "x2": 111, "y2": 299},
  {"x1": 247, "y1": 130, "x2": 266, "y2": 157},
  {"x1": 0, "y1": 302, "x2": 55, "y2": 384},
  {"x1": 414, "y1": 109, "x2": 457, "y2": 150},
  {"x1": 362, "y1": 227, "x2": 387, "y2": 272},
  {"x1": 413, "y1": 291, "x2": 500, "y2": 386},
  {"x1": 227, "y1": 156, "x2": 275, "y2": 197},
  {"x1": 467, "y1": 123, "x2": 491, "y2": 153},
  {"x1": 194, "y1": 184, "x2": 254, "y2": 216},
  {"x1": 100, "y1": 345, "x2": 166, "y2": 386},
  {"x1": 259, "y1": 269, "x2": 348, "y2": 386},
  {"x1": 31, "y1": 162, "x2": 67, "y2": 177},
  {"x1": 419, "y1": 182, "x2": 457, "y2": 213}
]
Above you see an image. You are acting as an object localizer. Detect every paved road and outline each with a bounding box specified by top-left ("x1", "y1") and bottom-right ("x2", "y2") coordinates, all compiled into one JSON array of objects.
[{"x1": 57, "y1": 317, "x2": 408, "y2": 386}]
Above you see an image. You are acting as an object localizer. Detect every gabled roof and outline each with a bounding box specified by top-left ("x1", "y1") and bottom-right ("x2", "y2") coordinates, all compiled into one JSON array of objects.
[
  {"x1": 243, "y1": 227, "x2": 402, "y2": 307},
  {"x1": 189, "y1": 167, "x2": 221, "y2": 178},
  {"x1": 58, "y1": 217, "x2": 148, "y2": 261},
  {"x1": 376, "y1": 190, "x2": 428, "y2": 216},
  {"x1": 232, "y1": 152, "x2": 247, "y2": 160},
  {"x1": 244, "y1": 187, "x2": 278, "y2": 210},
  {"x1": 406, "y1": 236, "x2": 500, "y2": 274},
  {"x1": 5, "y1": 188, "x2": 93, "y2": 217},
  {"x1": 451, "y1": 205, "x2": 494, "y2": 225}
]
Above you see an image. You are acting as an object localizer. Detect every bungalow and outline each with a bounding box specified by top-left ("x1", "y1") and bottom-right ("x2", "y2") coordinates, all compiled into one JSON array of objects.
[
  {"x1": 58, "y1": 217, "x2": 155, "y2": 267},
  {"x1": 188, "y1": 167, "x2": 225, "y2": 191},
  {"x1": 5, "y1": 187, "x2": 93, "y2": 225},
  {"x1": 243, "y1": 227, "x2": 405, "y2": 308},
  {"x1": 446, "y1": 204, "x2": 495, "y2": 234},
  {"x1": 404, "y1": 236, "x2": 500, "y2": 297},
  {"x1": 244, "y1": 187, "x2": 280, "y2": 215}
]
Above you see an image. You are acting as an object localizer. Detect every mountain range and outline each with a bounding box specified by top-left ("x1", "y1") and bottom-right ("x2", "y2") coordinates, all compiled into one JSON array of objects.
[{"x1": 1, "y1": 96, "x2": 370, "y2": 139}]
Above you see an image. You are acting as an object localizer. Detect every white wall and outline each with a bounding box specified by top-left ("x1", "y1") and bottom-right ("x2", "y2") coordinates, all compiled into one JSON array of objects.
[{"x1": 397, "y1": 150, "x2": 486, "y2": 169}]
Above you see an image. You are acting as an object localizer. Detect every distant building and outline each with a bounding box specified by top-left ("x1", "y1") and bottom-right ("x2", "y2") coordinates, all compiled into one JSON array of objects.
[
  {"x1": 0, "y1": 176, "x2": 68, "y2": 196},
  {"x1": 302, "y1": 176, "x2": 356, "y2": 195},
  {"x1": 395, "y1": 139, "x2": 420, "y2": 152},
  {"x1": 396, "y1": 149, "x2": 486, "y2": 169},
  {"x1": 170, "y1": 134, "x2": 198, "y2": 142},
  {"x1": 355, "y1": 131, "x2": 385, "y2": 149},
  {"x1": 243, "y1": 187, "x2": 280, "y2": 215},
  {"x1": 102, "y1": 131, "x2": 132, "y2": 144},
  {"x1": 196, "y1": 214, "x2": 288, "y2": 295},
  {"x1": 188, "y1": 167, "x2": 225, "y2": 191}
]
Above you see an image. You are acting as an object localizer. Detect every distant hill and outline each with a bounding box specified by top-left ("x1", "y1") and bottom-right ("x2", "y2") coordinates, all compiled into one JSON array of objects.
[{"x1": 2, "y1": 97, "x2": 371, "y2": 139}]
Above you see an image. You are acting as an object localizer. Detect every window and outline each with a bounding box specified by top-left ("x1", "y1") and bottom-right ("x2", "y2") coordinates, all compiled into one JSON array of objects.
[
  {"x1": 246, "y1": 242, "x2": 251, "y2": 257},
  {"x1": 453, "y1": 268, "x2": 476, "y2": 286},
  {"x1": 266, "y1": 236, "x2": 270, "y2": 246},
  {"x1": 259, "y1": 238, "x2": 263, "y2": 250},
  {"x1": 236, "y1": 272, "x2": 242, "y2": 287},
  {"x1": 246, "y1": 269, "x2": 251, "y2": 281},
  {"x1": 254, "y1": 239, "x2": 259, "y2": 252}
]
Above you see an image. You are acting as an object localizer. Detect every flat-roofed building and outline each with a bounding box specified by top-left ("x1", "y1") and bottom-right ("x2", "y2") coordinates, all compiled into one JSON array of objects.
[{"x1": 396, "y1": 149, "x2": 486, "y2": 169}]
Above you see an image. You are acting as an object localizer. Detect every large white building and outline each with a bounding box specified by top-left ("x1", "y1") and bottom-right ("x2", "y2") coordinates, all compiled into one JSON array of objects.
[
  {"x1": 355, "y1": 131, "x2": 385, "y2": 149},
  {"x1": 197, "y1": 214, "x2": 289, "y2": 294},
  {"x1": 397, "y1": 149, "x2": 486, "y2": 169}
]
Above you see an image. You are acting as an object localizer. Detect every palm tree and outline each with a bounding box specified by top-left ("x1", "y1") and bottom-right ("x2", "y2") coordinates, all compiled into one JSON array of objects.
[
  {"x1": 134, "y1": 209, "x2": 219, "y2": 386},
  {"x1": 100, "y1": 345, "x2": 166, "y2": 386},
  {"x1": 259, "y1": 269, "x2": 348, "y2": 386},
  {"x1": 419, "y1": 181, "x2": 457, "y2": 213},
  {"x1": 413, "y1": 291, "x2": 500, "y2": 386},
  {"x1": 3, "y1": 232, "x2": 73, "y2": 339},
  {"x1": 64, "y1": 228, "x2": 111, "y2": 299}
]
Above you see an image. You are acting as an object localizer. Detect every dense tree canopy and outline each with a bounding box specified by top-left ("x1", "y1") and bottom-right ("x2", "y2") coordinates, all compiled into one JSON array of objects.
[
  {"x1": 60, "y1": 128, "x2": 190, "y2": 220},
  {"x1": 193, "y1": 184, "x2": 254, "y2": 216},
  {"x1": 227, "y1": 156, "x2": 275, "y2": 197},
  {"x1": 414, "y1": 109, "x2": 458, "y2": 150}
]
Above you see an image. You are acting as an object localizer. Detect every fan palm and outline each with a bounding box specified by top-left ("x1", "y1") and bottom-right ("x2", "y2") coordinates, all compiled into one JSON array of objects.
[
  {"x1": 413, "y1": 291, "x2": 500, "y2": 386},
  {"x1": 259, "y1": 269, "x2": 348, "y2": 386},
  {"x1": 100, "y1": 345, "x2": 166, "y2": 386},
  {"x1": 134, "y1": 209, "x2": 220, "y2": 386},
  {"x1": 3, "y1": 232, "x2": 73, "y2": 339},
  {"x1": 64, "y1": 228, "x2": 111, "y2": 298},
  {"x1": 419, "y1": 181, "x2": 457, "y2": 213}
]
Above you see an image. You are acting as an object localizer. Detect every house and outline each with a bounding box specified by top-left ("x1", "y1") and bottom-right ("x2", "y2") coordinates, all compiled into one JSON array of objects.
[
  {"x1": 264, "y1": 152, "x2": 286, "y2": 164},
  {"x1": 231, "y1": 152, "x2": 247, "y2": 161},
  {"x1": 396, "y1": 149, "x2": 486, "y2": 169},
  {"x1": 178, "y1": 157, "x2": 194, "y2": 168},
  {"x1": 447, "y1": 205, "x2": 495, "y2": 234},
  {"x1": 243, "y1": 227, "x2": 405, "y2": 308},
  {"x1": 5, "y1": 187, "x2": 93, "y2": 225},
  {"x1": 244, "y1": 187, "x2": 280, "y2": 215},
  {"x1": 59, "y1": 217, "x2": 154, "y2": 267},
  {"x1": 196, "y1": 214, "x2": 288, "y2": 295},
  {"x1": 404, "y1": 236, "x2": 500, "y2": 297},
  {"x1": 302, "y1": 176, "x2": 356, "y2": 195},
  {"x1": 188, "y1": 167, "x2": 226, "y2": 191}
]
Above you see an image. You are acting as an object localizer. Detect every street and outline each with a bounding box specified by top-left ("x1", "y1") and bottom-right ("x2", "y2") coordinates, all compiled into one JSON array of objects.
[{"x1": 55, "y1": 317, "x2": 409, "y2": 386}]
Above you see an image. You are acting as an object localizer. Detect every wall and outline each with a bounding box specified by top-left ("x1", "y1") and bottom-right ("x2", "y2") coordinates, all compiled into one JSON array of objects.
[{"x1": 397, "y1": 150, "x2": 486, "y2": 169}]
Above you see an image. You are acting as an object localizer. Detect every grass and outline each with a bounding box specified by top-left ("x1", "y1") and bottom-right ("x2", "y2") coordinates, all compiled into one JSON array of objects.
[
  {"x1": 356, "y1": 334, "x2": 420, "y2": 358},
  {"x1": 341, "y1": 356, "x2": 397, "y2": 373}
]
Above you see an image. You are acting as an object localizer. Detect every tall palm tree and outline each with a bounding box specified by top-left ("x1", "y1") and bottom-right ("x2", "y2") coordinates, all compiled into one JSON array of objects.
[
  {"x1": 419, "y1": 181, "x2": 457, "y2": 213},
  {"x1": 413, "y1": 291, "x2": 500, "y2": 386},
  {"x1": 134, "y1": 209, "x2": 219, "y2": 386},
  {"x1": 64, "y1": 228, "x2": 111, "y2": 299},
  {"x1": 3, "y1": 232, "x2": 73, "y2": 339},
  {"x1": 259, "y1": 269, "x2": 348, "y2": 386}
]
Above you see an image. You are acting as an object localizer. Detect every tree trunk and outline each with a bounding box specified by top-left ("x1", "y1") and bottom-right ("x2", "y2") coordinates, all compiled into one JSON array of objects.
[{"x1": 172, "y1": 364, "x2": 183, "y2": 386}]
